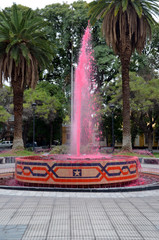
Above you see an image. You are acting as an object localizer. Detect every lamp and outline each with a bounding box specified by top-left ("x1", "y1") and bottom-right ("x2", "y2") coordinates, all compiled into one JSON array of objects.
[
  {"x1": 32, "y1": 103, "x2": 36, "y2": 151},
  {"x1": 109, "y1": 104, "x2": 115, "y2": 149}
]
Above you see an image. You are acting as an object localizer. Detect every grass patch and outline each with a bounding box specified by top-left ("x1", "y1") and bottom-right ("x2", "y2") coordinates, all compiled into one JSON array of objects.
[
  {"x1": 153, "y1": 153, "x2": 159, "y2": 158},
  {"x1": 0, "y1": 149, "x2": 39, "y2": 157}
]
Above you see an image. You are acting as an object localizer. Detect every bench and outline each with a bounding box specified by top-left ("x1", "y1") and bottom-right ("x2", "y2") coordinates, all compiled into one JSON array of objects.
[{"x1": 0, "y1": 157, "x2": 5, "y2": 164}]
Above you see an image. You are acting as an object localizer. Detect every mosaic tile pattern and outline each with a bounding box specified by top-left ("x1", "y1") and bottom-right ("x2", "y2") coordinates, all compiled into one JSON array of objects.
[{"x1": 15, "y1": 155, "x2": 139, "y2": 185}]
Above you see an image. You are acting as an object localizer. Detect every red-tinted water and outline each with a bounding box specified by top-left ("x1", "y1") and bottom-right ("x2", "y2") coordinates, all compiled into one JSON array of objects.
[
  {"x1": 71, "y1": 24, "x2": 96, "y2": 155},
  {"x1": 1, "y1": 173, "x2": 159, "y2": 189}
]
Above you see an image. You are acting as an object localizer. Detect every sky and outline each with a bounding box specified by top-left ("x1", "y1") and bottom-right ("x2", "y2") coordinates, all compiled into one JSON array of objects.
[{"x1": 0, "y1": 0, "x2": 92, "y2": 10}]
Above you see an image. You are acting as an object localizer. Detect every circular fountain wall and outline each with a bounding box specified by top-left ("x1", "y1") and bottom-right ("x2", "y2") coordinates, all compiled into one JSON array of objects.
[{"x1": 15, "y1": 154, "x2": 139, "y2": 186}]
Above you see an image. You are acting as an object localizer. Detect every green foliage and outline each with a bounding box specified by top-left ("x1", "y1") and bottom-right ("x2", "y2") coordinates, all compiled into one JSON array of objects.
[
  {"x1": 106, "y1": 71, "x2": 159, "y2": 148},
  {"x1": 0, "y1": 106, "x2": 10, "y2": 122},
  {"x1": 0, "y1": 85, "x2": 11, "y2": 123},
  {"x1": 94, "y1": 43, "x2": 120, "y2": 83},
  {"x1": 39, "y1": 1, "x2": 88, "y2": 86},
  {"x1": 130, "y1": 24, "x2": 159, "y2": 80},
  {"x1": 24, "y1": 86, "x2": 61, "y2": 122},
  {"x1": 107, "y1": 72, "x2": 159, "y2": 112}
]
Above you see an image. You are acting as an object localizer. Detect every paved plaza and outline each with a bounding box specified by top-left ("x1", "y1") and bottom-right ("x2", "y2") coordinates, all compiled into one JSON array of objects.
[
  {"x1": 0, "y1": 189, "x2": 159, "y2": 240},
  {"x1": 0, "y1": 163, "x2": 159, "y2": 239}
]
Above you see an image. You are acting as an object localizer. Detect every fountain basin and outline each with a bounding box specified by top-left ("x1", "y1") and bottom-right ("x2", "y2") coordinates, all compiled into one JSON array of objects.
[{"x1": 15, "y1": 154, "x2": 139, "y2": 186}]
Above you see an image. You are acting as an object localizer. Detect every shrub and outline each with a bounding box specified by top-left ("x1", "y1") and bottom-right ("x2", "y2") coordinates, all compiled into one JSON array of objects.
[{"x1": 50, "y1": 145, "x2": 69, "y2": 154}]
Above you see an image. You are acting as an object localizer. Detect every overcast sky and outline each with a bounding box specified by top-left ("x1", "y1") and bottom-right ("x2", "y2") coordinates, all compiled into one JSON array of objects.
[
  {"x1": 0, "y1": 0, "x2": 158, "y2": 21},
  {"x1": 0, "y1": 0, "x2": 92, "y2": 10}
]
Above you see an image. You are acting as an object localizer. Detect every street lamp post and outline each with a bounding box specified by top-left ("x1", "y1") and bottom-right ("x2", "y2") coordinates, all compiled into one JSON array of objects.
[
  {"x1": 109, "y1": 104, "x2": 115, "y2": 150},
  {"x1": 32, "y1": 103, "x2": 36, "y2": 151}
]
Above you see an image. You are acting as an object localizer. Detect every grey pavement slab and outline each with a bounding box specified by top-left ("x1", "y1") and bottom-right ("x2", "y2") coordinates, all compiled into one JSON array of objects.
[
  {"x1": 0, "y1": 189, "x2": 159, "y2": 239},
  {"x1": 0, "y1": 161, "x2": 159, "y2": 239}
]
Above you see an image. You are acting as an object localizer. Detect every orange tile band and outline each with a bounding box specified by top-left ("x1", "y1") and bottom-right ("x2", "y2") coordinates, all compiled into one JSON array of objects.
[{"x1": 15, "y1": 155, "x2": 139, "y2": 185}]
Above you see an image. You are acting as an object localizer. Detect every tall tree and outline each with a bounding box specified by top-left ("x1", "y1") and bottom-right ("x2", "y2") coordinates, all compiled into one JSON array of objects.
[
  {"x1": 23, "y1": 82, "x2": 65, "y2": 146},
  {"x1": 107, "y1": 72, "x2": 159, "y2": 150},
  {"x1": 0, "y1": 4, "x2": 53, "y2": 149},
  {"x1": 89, "y1": 0, "x2": 159, "y2": 151}
]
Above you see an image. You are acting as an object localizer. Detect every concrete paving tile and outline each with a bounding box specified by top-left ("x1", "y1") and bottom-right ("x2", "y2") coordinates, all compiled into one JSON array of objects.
[
  {"x1": 0, "y1": 197, "x2": 10, "y2": 202},
  {"x1": 0, "y1": 209, "x2": 16, "y2": 215},
  {"x1": 70, "y1": 238, "x2": 95, "y2": 240},
  {"x1": 3, "y1": 203, "x2": 22, "y2": 209},
  {"x1": 150, "y1": 220, "x2": 159, "y2": 226},
  {"x1": 0, "y1": 202, "x2": 6, "y2": 208},
  {"x1": 114, "y1": 224, "x2": 136, "y2": 231},
  {"x1": 22, "y1": 224, "x2": 48, "y2": 237},
  {"x1": 95, "y1": 237, "x2": 120, "y2": 240},
  {"x1": 143, "y1": 238, "x2": 159, "y2": 240},
  {"x1": 91, "y1": 223, "x2": 114, "y2": 230},
  {"x1": 106, "y1": 211, "x2": 125, "y2": 216},
  {"x1": 14, "y1": 209, "x2": 34, "y2": 217},
  {"x1": 47, "y1": 238, "x2": 71, "y2": 240},
  {"x1": 47, "y1": 222, "x2": 70, "y2": 237},
  {"x1": 51, "y1": 215, "x2": 70, "y2": 220},
  {"x1": 128, "y1": 217, "x2": 151, "y2": 225},
  {"x1": 48, "y1": 231, "x2": 70, "y2": 238},
  {"x1": 71, "y1": 230, "x2": 94, "y2": 238},
  {"x1": 29, "y1": 216, "x2": 50, "y2": 225},
  {"x1": 116, "y1": 229, "x2": 141, "y2": 237},
  {"x1": 94, "y1": 229, "x2": 118, "y2": 238},
  {"x1": 0, "y1": 236, "x2": 22, "y2": 240},
  {"x1": 0, "y1": 218, "x2": 11, "y2": 225},
  {"x1": 110, "y1": 218, "x2": 132, "y2": 225},
  {"x1": 8, "y1": 216, "x2": 31, "y2": 225},
  {"x1": 0, "y1": 173, "x2": 159, "y2": 240},
  {"x1": 22, "y1": 237, "x2": 46, "y2": 240},
  {"x1": 0, "y1": 224, "x2": 27, "y2": 240},
  {"x1": 0, "y1": 225, "x2": 4, "y2": 230},
  {"x1": 136, "y1": 224, "x2": 158, "y2": 231},
  {"x1": 140, "y1": 230, "x2": 159, "y2": 238},
  {"x1": 117, "y1": 237, "x2": 143, "y2": 240}
]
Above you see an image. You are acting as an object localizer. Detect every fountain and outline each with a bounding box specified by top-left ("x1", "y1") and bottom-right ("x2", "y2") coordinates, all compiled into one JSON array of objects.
[{"x1": 15, "y1": 25, "x2": 139, "y2": 187}]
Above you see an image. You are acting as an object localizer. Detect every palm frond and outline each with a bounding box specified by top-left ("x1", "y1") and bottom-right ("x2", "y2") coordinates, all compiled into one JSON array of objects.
[
  {"x1": 88, "y1": 0, "x2": 159, "y2": 55},
  {"x1": 122, "y1": 0, "x2": 128, "y2": 12},
  {"x1": 0, "y1": 3, "x2": 54, "y2": 89}
]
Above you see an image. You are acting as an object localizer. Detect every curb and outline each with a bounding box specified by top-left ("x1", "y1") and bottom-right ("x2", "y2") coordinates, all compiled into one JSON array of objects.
[
  {"x1": 0, "y1": 182, "x2": 159, "y2": 193},
  {"x1": 139, "y1": 157, "x2": 159, "y2": 164}
]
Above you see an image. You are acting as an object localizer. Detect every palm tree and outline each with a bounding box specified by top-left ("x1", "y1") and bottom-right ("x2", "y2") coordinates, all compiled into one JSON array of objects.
[
  {"x1": 0, "y1": 4, "x2": 53, "y2": 149},
  {"x1": 89, "y1": 0, "x2": 159, "y2": 151}
]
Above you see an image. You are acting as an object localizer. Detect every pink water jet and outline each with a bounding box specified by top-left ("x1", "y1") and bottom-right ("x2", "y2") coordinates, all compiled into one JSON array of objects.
[{"x1": 71, "y1": 24, "x2": 96, "y2": 156}]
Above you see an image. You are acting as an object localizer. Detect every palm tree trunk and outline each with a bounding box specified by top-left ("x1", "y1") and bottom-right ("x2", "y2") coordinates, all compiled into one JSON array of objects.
[
  {"x1": 120, "y1": 37, "x2": 132, "y2": 152},
  {"x1": 12, "y1": 78, "x2": 24, "y2": 149}
]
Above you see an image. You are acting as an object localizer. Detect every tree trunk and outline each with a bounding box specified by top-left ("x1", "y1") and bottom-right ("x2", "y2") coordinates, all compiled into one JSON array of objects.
[
  {"x1": 23, "y1": 121, "x2": 30, "y2": 148},
  {"x1": 147, "y1": 129, "x2": 153, "y2": 152},
  {"x1": 50, "y1": 122, "x2": 53, "y2": 148},
  {"x1": 120, "y1": 37, "x2": 132, "y2": 152},
  {"x1": 12, "y1": 78, "x2": 24, "y2": 149}
]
